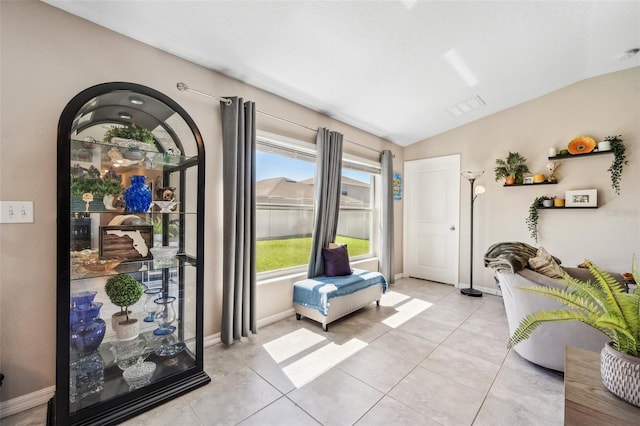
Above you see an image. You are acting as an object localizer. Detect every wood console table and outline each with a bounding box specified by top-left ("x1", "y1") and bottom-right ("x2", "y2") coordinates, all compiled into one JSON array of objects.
[{"x1": 564, "y1": 346, "x2": 640, "y2": 425}]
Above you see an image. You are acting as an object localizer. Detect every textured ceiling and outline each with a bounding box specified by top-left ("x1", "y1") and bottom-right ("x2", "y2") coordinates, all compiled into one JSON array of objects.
[{"x1": 44, "y1": 1, "x2": 640, "y2": 146}]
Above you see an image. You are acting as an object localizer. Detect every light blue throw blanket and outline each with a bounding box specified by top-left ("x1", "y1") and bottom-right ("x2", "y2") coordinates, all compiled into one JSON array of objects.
[{"x1": 293, "y1": 269, "x2": 388, "y2": 317}]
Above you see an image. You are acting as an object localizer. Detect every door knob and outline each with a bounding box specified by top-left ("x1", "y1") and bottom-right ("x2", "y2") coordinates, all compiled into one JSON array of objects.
[{"x1": 449, "y1": 226, "x2": 455, "y2": 230}]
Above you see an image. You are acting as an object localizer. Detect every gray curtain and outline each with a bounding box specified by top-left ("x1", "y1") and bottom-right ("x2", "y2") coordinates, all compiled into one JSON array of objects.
[
  {"x1": 307, "y1": 128, "x2": 344, "y2": 278},
  {"x1": 220, "y1": 97, "x2": 257, "y2": 345},
  {"x1": 380, "y1": 150, "x2": 395, "y2": 283}
]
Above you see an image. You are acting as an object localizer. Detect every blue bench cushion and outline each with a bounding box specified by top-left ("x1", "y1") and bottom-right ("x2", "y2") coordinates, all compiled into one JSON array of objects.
[{"x1": 293, "y1": 269, "x2": 388, "y2": 317}]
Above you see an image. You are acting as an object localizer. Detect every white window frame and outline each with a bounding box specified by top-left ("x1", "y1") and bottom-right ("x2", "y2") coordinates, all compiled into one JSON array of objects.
[{"x1": 255, "y1": 131, "x2": 381, "y2": 280}]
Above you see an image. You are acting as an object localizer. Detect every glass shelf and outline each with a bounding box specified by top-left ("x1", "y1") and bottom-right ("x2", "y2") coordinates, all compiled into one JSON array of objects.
[
  {"x1": 70, "y1": 333, "x2": 196, "y2": 414},
  {"x1": 69, "y1": 206, "x2": 198, "y2": 214},
  {"x1": 70, "y1": 255, "x2": 197, "y2": 281},
  {"x1": 71, "y1": 138, "x2": 198, "y2": 170}
]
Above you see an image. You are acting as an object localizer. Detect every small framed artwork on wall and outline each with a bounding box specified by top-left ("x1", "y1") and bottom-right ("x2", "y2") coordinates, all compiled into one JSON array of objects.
[
  {"x1": 565, "y1": 189, "x2": 597, "y2": 208},
  {"x1": 393, "y1": 172, "x2": 402, "y2": 200}
]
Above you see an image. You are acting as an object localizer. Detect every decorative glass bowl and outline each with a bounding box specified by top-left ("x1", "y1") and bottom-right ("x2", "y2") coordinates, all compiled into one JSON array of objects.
[
  {"x1": 150, "y1": 246, "x2": 178, "y2": 267},
  {"x1": 111, "y1": 338, "x2": 151, "y2": 370},
  {"x1": 153, "y1": 200, "x2": 179, "y2": 213},
  {"x1": 122, "y1": 361, "x2": 156, "y2": 390}
]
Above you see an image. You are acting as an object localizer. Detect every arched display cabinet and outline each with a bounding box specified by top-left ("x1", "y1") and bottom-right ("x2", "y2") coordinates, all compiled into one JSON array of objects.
[{"x1": 48, "y1": 82, "x2": 210, "y2": 425}]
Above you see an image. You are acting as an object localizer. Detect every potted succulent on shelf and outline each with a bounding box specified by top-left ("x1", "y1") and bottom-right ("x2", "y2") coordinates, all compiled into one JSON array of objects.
[
  {"x1": 605, "y1": 135, "x2": 626, "y2": 195},
  {"x1": 71, "y1": 165, "x2": 124, "y2": 211},
  {"x1": 525, "y1": 196, "x2": 552, "y2": 243},
  {"x1": 105, "y1": 273, "x2": 144, "y2": 341},
  {"x1": 104, "y1": 124, "x2": 156, "y2": 160},
  {"x1": 494, "y1": 152, "x2": 530, "y2": 185},
  {"x1": 508, "y1": 258, "x2": 640, "y2": 407},
  {"x1": 71, "y1": 164, "x2": 103, "y2": 196},
  {"x1": 103, "y1": 123, "x2": 155, "y2": 145}
]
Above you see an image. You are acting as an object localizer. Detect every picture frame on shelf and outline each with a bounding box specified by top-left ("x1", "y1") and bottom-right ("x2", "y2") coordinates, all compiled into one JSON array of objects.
[
  {"x1": 523, "y1": 177, "x2": 534, "y2": 184},
  {"x1": 99, "y1": 225, "x2": 153, "y2": 262},
  {"x1": 565, "y1": 189, "x2": 597, "y2": 208}
]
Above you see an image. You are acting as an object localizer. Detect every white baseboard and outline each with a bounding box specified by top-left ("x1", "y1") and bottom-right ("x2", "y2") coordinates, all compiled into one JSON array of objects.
[
  {"x1": 0, "y1": 385, "x2": 54, "y2": 419},
  {"x1": 258, "y1": 308, "x2": 296, "y2": 328},
  {"x1": 203, "y1": 308, "x2": 295, "y2": 349}
]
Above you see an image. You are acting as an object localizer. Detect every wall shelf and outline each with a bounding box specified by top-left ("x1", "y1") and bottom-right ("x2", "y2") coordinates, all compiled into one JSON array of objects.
[
  {"x1": 504, "y1": 181, "x2": 557, "y2": 187},
  {"x1": 538, "y1": 206, "x2": 598, "y2": 209},
  {"x1": 549, "y1": 150, "x2": 612, "y2": 160}
]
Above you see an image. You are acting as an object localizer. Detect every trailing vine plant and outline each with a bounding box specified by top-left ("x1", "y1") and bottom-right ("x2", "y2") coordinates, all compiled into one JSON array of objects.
[
  {"x1": 606, "y1": 135, "x2": 626, "y2": 195},
  {"x1": 526, "y1": 196, "x2": 551, "y2": 243}
]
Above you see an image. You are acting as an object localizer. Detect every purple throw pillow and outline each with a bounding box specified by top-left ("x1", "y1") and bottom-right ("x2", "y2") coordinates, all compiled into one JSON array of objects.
[{"x1": 322, "y1": 244, "x2": 353, "y2": 277}]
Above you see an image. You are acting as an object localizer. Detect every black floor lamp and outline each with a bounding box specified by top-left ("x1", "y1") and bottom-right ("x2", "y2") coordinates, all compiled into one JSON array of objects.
[{"x1": 461, "y1": 171, "x2": 485, "y2": 297}]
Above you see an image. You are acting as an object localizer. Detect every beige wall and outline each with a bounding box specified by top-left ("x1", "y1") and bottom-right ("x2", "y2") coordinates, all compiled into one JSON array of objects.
[
  {"x1": 0, "y1": 2, "x2": 403, "y2": 402},
  {"x1": 405, "y1": 66, "x2": 640, "y2": 291}
]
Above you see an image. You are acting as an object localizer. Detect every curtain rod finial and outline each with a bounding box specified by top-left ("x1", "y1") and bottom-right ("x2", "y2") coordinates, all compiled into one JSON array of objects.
[{"x1": 177, "y1": 82, "x2": 188, "y2": 91}]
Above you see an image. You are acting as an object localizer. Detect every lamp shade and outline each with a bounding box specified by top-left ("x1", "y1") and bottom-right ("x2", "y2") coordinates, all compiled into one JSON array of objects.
[{"x1": 461, "y1": 170, "x2": 484, "y2": 180}]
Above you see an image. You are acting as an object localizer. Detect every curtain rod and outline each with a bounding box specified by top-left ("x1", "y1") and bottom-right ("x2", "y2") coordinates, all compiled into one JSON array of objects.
[{"x1": 176, "y1": 82, "x2": 392, "y2": 156}]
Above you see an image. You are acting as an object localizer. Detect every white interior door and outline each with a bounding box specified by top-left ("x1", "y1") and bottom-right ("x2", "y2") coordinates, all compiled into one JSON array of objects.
[{"x1": 403, "y1": 155, "x2": 460, "y2": 285}]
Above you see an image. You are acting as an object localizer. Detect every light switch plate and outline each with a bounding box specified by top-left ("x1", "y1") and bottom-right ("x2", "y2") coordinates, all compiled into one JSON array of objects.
[{"x1": 1, "y1": 201, "x2": 34, "y2": 223}]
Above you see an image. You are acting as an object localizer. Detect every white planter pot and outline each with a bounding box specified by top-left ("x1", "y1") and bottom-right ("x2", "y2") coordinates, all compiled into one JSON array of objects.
[
  {"x1": 601, "y1": 341, "x2": 640, "y2": 407},
  {"x1": 111, "y1": 311, "x2": 138, "y2": 341},
  {"x1": 115, "y1": 319, "x2": 139, "y2": 341}
]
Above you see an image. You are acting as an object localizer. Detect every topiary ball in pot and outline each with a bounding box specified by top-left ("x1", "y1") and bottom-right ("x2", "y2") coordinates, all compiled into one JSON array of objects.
[{"x1": 105, "y1": 274, "x2": 144, "y2": 340}]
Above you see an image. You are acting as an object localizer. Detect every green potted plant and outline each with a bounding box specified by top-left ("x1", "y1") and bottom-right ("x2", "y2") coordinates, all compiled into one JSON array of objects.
[
  {"x1": 105, "y1": 273, "x2": 144, "y2": 341},
  {"x1": 508, "y1": 258, "x2": 640, "y2": 407},
  {"x1": 71, "y1": 165, "x2": 123, "y2": 197},
  {"x1": 494, "y1": 152, "x2": 530, "y2": 185},
  {"x1": 605, "y1": 135, "x2": 626, "y2": 195},
  {"x1": 103, "y1": 123, "x2": 155, "y2": 145},
  {"x1": 71, "y1": 165, "x2": 124, "y2": 211},
  {"x1": 525, "y1": 196, "x2": 551, "y2": 243},
  {"x1": 71, "y1": 164, "x2": 103, "y2": 196}
]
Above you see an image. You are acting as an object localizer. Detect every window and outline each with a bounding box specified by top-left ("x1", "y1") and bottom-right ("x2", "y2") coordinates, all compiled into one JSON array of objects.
[
  {"x1": 255, "y1": 132, "x2": 380, "y2": 277},
  {"x1": 335, "y1": 156, "x2": 380, "y2": 260}
]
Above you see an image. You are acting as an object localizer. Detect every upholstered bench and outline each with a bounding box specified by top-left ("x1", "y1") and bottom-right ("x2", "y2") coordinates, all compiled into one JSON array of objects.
[{"x1": 293, "y1": 269, "x2": 387, "y2": 331}]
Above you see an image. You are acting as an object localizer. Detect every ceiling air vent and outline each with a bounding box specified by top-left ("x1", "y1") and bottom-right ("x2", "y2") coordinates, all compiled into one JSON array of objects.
[{"x1": 447, "y1": 95, "x2": 486, "y2": 117}]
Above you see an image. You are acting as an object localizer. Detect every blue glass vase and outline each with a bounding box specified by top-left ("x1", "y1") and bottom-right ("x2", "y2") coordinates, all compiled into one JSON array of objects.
[
  {"x1": 70, "y1": 302, "x2": 106, "y2": 355},
  {"x1": 70, "y1": 291, "x2": 97, "y2": 326},
  {"x1": 143, "y1": 288, "x2": 161, "y2": 322},
  {"x1": 124, "y1": 175, "x2": 152, "y2": 213},
  {"x1": 153, "y1": 296, "x2": 177, "y2": 335}
]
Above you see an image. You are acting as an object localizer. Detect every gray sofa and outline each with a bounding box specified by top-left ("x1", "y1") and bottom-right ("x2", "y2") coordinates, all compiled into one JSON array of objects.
[{"x1": 497, "y1": 267, "x2": 615, "y2": 372}]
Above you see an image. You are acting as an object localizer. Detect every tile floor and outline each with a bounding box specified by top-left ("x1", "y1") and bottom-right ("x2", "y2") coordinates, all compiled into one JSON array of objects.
[{"x1": 4, "y1": 277, "x2": 565, "y2": 425}]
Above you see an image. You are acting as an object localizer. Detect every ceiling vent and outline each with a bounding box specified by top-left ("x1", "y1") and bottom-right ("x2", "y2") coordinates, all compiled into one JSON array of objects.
[{"x1": 447, "y1": 95, "x2": 486, "y2": 117}]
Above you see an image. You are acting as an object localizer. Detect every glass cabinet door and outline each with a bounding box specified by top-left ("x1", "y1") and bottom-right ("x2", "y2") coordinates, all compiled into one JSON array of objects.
[{"x1": 50, "y1": 82, "x2": 209, "y2": 426}]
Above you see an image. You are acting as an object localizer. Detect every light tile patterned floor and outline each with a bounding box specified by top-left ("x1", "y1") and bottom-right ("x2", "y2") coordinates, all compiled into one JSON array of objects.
[{"x1": 3, "y1": 277, "x2": 564, "y2": 425}]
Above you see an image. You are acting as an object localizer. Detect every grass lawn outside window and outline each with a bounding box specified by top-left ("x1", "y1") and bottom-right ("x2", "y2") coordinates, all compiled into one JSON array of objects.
[{"x1": 256, "y1": 235, "x2": 369, "y2": 273}]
